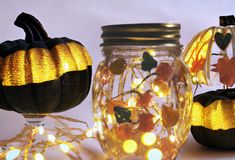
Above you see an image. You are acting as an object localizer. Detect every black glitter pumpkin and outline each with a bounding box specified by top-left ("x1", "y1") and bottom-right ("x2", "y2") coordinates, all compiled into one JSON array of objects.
[
  {"x1": 0, "y1": 13, "x2": 92, "y2": 115},
  {"x1": 191, "y1": 89, "x2": 235, "y2": 149}
]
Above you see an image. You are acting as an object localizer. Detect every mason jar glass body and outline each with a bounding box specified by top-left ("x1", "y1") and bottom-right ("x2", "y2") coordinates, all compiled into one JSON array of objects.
[{"x1": 93, "y1": 44, "x2": 192, "y2": 159}]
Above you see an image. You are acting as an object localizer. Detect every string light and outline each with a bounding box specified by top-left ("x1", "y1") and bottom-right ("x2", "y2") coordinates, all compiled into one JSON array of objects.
[
  {"x1": 141, "y1": 132, "x2": 156, "y2": 146},
  {"x1": 152, "y1": 79, "x2": 170, "y2": 97},
  {"x1": 1, "y1": 115, "x2": 90, "y2": 160},
  {"x1": 107, "y1": 114, "x2": 113, "y2": 124},
  {"x1": 127, "y1": 96, "x2": 137, "y2": 108},
  {"x1": 122, "y1": 139, "x2": 137, "y2": 154},
  {"x1": 59, "y1": 143, "x2": 70, "y2": 153},
  {"x1": 147, "y1": 148, "x2": 163, "y2": 160},
  {"x1": 132, "y1": 78, "x2": 144, "y2": 92},
  {"x1": 34, "y1": 153, "x2": 45, "y2": 160},
  {"x1": 169, "y1": 135, "x2": 176, "y2": 142},
  {"x1": 38, "y1": 126, "x2": 45, "y2": 135},
  {"x1": 85, "y1": 128, "x2": 94, "y2": 138},
  {"x1": 6, "y1": 148, "x2": 21, "y2": 160},
  {"x1": 152, "y1": 85, "x2": 160, "y2": 93},
  {"x1": 47, "y1": 134, "x2": 56, "y2": 143}
]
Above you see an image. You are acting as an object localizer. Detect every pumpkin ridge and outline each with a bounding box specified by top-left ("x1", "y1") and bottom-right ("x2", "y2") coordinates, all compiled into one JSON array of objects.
[{"x1": 63, "y1": 41, "x2": 79, "y2": 71}]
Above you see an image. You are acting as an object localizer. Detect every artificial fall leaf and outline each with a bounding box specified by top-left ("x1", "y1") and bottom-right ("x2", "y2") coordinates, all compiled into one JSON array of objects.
[
  {"x1": 107, "y1": 100, "x2": 127, "y2": 114},
  {"x1": 138, "y1": 113, "x2": 155, "y2": 132},
  {"x1": 156, "y1": 62, "x2": 174, "y2": 81},
  {"x1": 141, "y1": 52, "x2": 158, "y2": 72},
  {"x1": 114, "y1": 123, "x2": 135, "y2": 140},
  {"x1": 161, "y1": 105, "x2": 179, "y2": 128},
  {"x1": 190, "y1": 58, "x2": 206, "y2": 73},
  {"x1": 211, "y1": 55, "x2": 235, "y2": 87},
  {"x1": 109, "y1": 58, "x2": 126, "y2": 75},
  {"x1": 137, "y1": 91, "x2": 153, "y2": 108}
]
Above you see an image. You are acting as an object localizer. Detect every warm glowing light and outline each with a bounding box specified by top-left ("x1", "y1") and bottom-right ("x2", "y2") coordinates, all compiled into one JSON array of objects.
[
  {"x1": 147, "y1": 148, "x2": 163, "y2": 160},
  {"x1": 152, "y1": 80, "x2": 170, "y2": 97},
  {"x1": 86, "y1": 128, "x2": 93, "y2": 138},
  {"x1": 152, "y1": 85, "x2": 159, "y2": 93},
  {"x1": 47, "y1": 134, "x2": 56, "y2": 143},
  {"x1": 107, "y1": 114, "x2": 113, "y2": 124},
  {"x1": 34, "y1": 153, "x2": 45, "y2": 160},
  {"x1": 169, "y1": 135, "x2": 176, "y2": 142},
  {"x1": 127, "y1": 96, "x2": 137, "y2": 108},
  {"x1": 38, "y1": 126, "x2": 44, "y2": 135},
  {"x1": 6, "y1": 148, "x2": 21, "y2": 160},
  {"x1": 153, "y1": 115, "x2": 161, "y2": 123},
  {"x1": 60, "y1": 143, "x2": 70, "y2": 153},
  {"x1": 63, "y1": 62, "x2": 70, "y2": 71},
  {"x1": 122, "y1": 139, "x2": 138, "y2": 154},
  {"x1": 132, "y1": 78, "x2": 144, "y2": 92},
  {"x1": 141, "y1": 132, "x2": 156, "y2": 146}
]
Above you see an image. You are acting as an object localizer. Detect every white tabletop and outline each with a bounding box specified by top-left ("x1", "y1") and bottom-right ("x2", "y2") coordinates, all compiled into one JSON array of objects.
[{"x1": 178, "y1": 133, "x2": 235, "y2": 160}]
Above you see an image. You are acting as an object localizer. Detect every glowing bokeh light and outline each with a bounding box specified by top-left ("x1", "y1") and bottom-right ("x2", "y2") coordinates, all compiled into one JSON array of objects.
[
  {"x1": 147, "y1": 148, "x2": 163, "y2": 160},
  {"x1": 122, "y1": 139, "x2": 138, "y2": 154},
  {"x1": 141, "y1": 132, "x2": 156, "y2": 146}
]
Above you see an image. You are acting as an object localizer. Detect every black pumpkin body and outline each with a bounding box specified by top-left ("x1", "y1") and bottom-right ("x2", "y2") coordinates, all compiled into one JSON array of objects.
[
  {"x1": 191, "y1": 89, "x2": 235, "y2": 149},
  {"x1": 0, "y1": 13, "x2": 92, "y2": 114}
]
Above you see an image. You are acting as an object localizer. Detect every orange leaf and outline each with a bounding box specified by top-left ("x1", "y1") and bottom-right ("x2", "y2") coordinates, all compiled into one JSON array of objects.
[
  {"x1": 212, "y1": 56, "x2": 235, "y2": 87},
  {"x1": 156, "y1": 62, "x2": 174, "y2": 81},
  {"x1": 138, "y1": 113, "x2": 155, "y2": 132},
  {"x1": 137, "y1": 91, "x2": 153, "y2": 108}
]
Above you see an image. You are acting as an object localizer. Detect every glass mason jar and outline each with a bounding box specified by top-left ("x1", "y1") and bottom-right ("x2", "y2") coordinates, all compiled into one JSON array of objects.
[{"x1": 93, "y1": 24, "x2": 192, "y2": 160}]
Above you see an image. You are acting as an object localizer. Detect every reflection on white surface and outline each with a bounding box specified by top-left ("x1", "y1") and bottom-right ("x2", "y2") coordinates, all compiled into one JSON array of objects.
[{"x1": 178, "y1": 133, "x2": 235, "y2": 160}]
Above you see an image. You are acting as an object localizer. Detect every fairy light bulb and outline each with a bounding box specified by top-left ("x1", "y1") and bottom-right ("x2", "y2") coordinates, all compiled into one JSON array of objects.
[
  {"x1": 152, "y1": 85, "x2": 159, "y2": 93},
  {"x1": 122, "y1": 139, "x2": 138, "y2": 154},
  {"x1": 6, "y1": 148, "x2": 21, "y2": 160},
  {"x1": 86, "y1": 128, "x2": 94, "y2": 138},
  {"x1": 107, "y1": 114, "x2": 113, "y2": 124},
  {"x1": 147, "y1": 148, "x2": 163, "y2": 160},
  {"x1": 152, "y1": 79, "x2": 170, "y2": 97},
  {"x1": 153, "y1": 114, "x2": 161, "y2": 123},
  {"x1": 38, "y1": 126, "x2": 44, "y2": 135},
  {"x1": 127, "y1": 96, "x2": 137, "y2": 108},
  {"x1": 169, "y1": 135, "x2": 176, "y2": 142},
  {"x1": 60, "y1": 143, "x2": 70, "y2": 153},
  {"x1": 132, "y1": 78, "x2": 144, "y2": 92},
  {"x1": 141, "y1": 132, "x2": 156, "y2": 146},
  {"x1": 47, "y1": 134, "x2": 56, "y2": 143},
  {"x1": 34, "y1": 153, "x2": 45, "y2": 160}
]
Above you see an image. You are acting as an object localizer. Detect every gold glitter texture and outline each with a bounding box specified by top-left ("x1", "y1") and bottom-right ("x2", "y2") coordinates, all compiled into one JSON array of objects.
[
  {"x1": 192, "y1": 100, "x2": 235, "y2": 130},
  {"x1": 1, "y1": 42, "x2": 92, "y2": 86}
]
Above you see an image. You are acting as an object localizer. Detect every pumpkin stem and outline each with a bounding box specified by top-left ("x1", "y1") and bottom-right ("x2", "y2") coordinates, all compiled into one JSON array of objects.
[
  {"x1": 14, "y1": 12, "x2": 49, "y2": 43},
  {"x1": 219, "y1": 15, "x2": 235, "y2": 26}
]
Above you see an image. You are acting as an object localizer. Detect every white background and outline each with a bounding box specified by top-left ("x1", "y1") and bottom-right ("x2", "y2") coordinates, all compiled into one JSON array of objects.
[{"x1": 0, "y1": 0, "x2": 235, "y2": 159}]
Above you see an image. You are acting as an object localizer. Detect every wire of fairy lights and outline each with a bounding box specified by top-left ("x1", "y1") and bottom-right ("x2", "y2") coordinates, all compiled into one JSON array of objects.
[{"x1": 0, "y1": 115, "x2": 105, "y2": 160}]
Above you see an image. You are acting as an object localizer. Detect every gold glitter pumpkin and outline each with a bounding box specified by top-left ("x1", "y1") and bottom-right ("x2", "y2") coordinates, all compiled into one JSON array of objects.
[{"x1": 0, "y1": 13, "x2": 92, "y2": 114}]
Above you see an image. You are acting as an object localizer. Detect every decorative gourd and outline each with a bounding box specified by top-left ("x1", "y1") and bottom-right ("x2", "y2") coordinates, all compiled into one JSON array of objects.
[
  {"x1": 183, "y1": 15, "x2": 235, "y2": 149},
  {"x1": 192, "y1": 89, "x2": 235, "y2": 149},
  {"x1": 0, "y1": 13, "x2": 92, "y2": 115}
]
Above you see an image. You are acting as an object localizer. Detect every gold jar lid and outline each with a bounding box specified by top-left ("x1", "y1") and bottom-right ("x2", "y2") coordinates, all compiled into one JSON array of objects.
[{"x1": 101, "y1": 23, "x2": 181, "y2": 46}]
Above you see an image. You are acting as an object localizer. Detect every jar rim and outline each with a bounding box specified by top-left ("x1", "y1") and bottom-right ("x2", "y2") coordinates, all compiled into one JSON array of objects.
[{"x1": 101, "y1": 23, "x2": 181, "y2": 46}]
